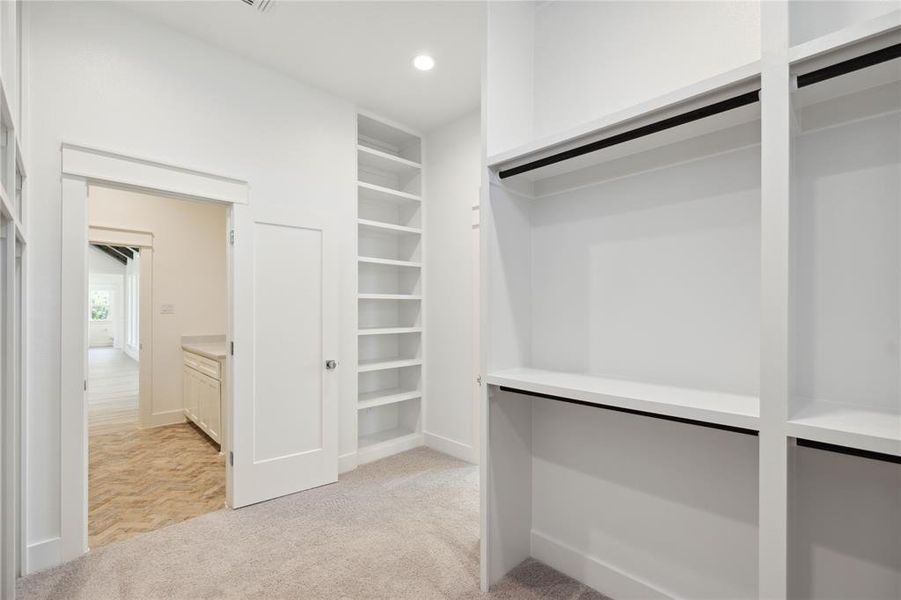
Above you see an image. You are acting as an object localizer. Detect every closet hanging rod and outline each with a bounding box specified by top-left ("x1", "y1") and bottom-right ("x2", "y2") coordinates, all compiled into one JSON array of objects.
[
  {"x1": 796, "y1": 438, "x2": 901, "y2": 465},
  {"x1": 498, "y1": 386, "x2": 758, "y2": 436},
  {"x1": 796, "y1": 42, "x2": 901, "y2": 88},
  {"x1": 497, "y1": 89, "x2": 760, "y2": 180}
]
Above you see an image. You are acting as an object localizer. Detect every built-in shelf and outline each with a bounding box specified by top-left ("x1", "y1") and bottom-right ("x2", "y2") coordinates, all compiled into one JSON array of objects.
[
  {"x1": 358, "y1": 293, "x2": 422, "y2": 301},
  {"x1": 358, "y1": 357, "x2": 422, "y2": 373},
  {"x1": 788, "y1": 9, "x2": 901, "y2": 65},
  {"x1": 357, "y1": 144, "x2": 421, "y2": 177},
  {"x1": 358, "y1": 388, "x2": 422, "y2": 411},
  {"x1": 358, "y1": 219, "x2": 422, "y2": 235},
  {"x1": 357, "y1": 181, "x2": 421, "y2": 204},
  {"x1": 787, "y1": 400, "x2": 901, "y2": 458},
  {"x1": 358, "y1": 113, "x2": 422, "y2": 163},
  {"x1": 358, "y1": 327, "x2": 422, "y2": 336},
  {"x1": 486, "y1": 367, "x2": 760, "y2": 432},
  {"x1": 358, "y1": 256, "x2": 422, "y2": 268}
]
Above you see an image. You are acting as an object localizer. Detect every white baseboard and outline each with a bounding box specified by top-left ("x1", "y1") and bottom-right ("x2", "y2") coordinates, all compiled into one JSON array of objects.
[
  {"x1": 25, "y1": 537, "x2": 61, "y2": 575},
  {"x1": 530, "y1": 530, "x2": 674, "y2": 600},
  {"x1": 424, "y1": 431, "x2": 477, "y2": 463},
  {"x1": 338, "y1": 451, "x2": 358, "y2": 474},
  {"x1": 144, "y1": 409, "x2": 186, "y2": 428},
  {"x1": 357, "y1": 432, "x2": 423, "y2": 466}
]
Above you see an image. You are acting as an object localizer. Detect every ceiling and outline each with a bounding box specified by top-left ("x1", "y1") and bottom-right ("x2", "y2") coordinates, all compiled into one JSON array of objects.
[{"x1": 125, "y1": 1, "x2": 484, "y2": 132}]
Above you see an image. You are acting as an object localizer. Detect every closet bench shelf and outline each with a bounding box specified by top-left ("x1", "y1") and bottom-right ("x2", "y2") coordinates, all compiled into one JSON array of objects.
[
  {"x1": 487, "y1": 368, "x2": 760, "y2": 432},
  {"x1": 787, "y1": 400, "x2": 901, "y2": 458},
  {"x1": 358, "y1": 327, "x2": 422, "y2": 336},
  {"x1": 358, "y1": 389, "x2": 422, "y2": 411},
  {"x1": 358, "y1": 357, "x2": 422, "y2": 373},
  {"x1": 358, "y1": 256, "x2": 422, "y2": 268},
  {"x1": 358, "y1": 219, "x2": 422, "y2": 235},
  {"x1": 357, "y1": 181, "x2": 421, "y2": 204}
]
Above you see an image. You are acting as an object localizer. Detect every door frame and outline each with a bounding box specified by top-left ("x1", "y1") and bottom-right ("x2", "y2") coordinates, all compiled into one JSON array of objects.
[
  {"x1": 87, "y1": 225, "x2": 153, "y2": 429},
  {"x1": 59, "y1": 143, "x2": 248, "y2": 563}
]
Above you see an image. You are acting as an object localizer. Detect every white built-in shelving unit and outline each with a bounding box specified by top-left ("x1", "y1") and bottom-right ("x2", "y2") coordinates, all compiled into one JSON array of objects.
[
  {"x1": 482, "y1": 5, "x2": 901, "y2": 600},
  {"x1": 355, "y1": 112, "x2": 425, "y2": 464}
]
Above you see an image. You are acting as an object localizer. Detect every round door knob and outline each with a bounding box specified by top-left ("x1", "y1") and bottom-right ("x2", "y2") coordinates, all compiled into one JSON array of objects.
[{"x1": 325, "y1": 360, "x2": 338, "y2": 370}]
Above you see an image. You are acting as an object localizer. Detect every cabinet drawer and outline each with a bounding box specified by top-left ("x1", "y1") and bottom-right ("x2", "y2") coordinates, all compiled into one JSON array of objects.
[{"x1": 183, "y1": 351, "x2": 221, "y2": 380}]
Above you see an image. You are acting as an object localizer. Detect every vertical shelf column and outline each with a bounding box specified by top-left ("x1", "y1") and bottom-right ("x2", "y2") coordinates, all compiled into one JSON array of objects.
[{"x1": 759, "y1": 1, "x2": 792, "y2": 598}]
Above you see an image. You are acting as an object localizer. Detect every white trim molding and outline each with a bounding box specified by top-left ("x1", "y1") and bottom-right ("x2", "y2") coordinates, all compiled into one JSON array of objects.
[
  {"x1": 424, "y1": 431, "x2": 477, "y2": 464},
  {"x1": 25, "y1": 537, "x2": 61, "y2": 575},
  {"x1": 62, "y1": 143, "x2": 250, "y2": 205}
]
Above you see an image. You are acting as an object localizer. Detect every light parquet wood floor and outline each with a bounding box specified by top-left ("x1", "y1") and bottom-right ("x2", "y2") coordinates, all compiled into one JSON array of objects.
[{"x1": 88, "y1": 348, "x2": 225, "y2": 549}]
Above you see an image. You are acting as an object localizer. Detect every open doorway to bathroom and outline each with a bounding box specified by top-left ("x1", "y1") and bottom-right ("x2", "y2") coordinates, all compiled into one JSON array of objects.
[{"x1": 86, "y1": 184, "x2": 229, "y2": 548}]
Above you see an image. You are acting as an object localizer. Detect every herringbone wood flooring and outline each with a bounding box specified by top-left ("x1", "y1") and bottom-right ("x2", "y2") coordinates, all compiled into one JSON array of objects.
[{"x1": 88, "y1": 348, "x2": 224, "y2": 548}]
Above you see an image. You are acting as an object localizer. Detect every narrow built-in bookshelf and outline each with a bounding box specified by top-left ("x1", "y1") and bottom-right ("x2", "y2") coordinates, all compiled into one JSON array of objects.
[{"x1": 356, "y1": 112, "x2": 424, "y2": 464}]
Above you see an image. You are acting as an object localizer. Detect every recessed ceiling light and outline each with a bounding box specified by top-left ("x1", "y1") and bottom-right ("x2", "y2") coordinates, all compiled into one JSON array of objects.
[{"x1": 413, "y1": 54, "x2": 435, "y2": 72}]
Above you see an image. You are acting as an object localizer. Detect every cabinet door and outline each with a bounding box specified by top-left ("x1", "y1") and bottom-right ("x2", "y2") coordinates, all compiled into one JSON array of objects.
[
  {"x1": 207, "y1": 377, "x2": 221, "y2": 443},
  {"x1": 183, "y1": 366, "x2": 195, "y2": 420}
]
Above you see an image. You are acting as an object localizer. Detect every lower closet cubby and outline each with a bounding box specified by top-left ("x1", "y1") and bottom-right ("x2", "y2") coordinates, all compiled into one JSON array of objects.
[
  {"x1": 788, "y1": 442, "x2": 901, "y2": 599},
  {"x1": 357, "y1": 396, "x2": 422, "y2": 462},
  {"x1": 788, "y1": 54, "x2": 901, "y2": 457}
]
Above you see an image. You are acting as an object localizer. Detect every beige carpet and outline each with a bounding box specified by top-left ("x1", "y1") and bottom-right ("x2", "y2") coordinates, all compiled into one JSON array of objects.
[{"x1": 18, "y1": 448, "x2": 607, "y2": 600}]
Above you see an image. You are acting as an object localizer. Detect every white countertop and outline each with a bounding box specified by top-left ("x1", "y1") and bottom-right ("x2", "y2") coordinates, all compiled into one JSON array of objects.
[{"x1": 182, "y1": 340, "x2": 227, "y2": 361}]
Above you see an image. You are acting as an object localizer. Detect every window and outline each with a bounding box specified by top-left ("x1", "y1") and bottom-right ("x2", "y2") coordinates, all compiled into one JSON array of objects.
[{"x1": 90, "y1": 289, "x2": 111, "y2": 321}]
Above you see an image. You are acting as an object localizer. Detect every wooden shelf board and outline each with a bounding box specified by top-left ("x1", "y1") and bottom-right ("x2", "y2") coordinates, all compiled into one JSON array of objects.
[
  {"x1": 358, "y1": 294, "x2": 422, "y2": 301},
  {"x1": 358, "y1": 256, "x2": 422, "y2": 268},
  {"x1": 357, "y1": 181, "x2": 421, "y2": 204},
  {"x1": 357, "y1": 389, "x2": 421, "y2": 411},
  {"x1": 357, "y1": 144, "x2": 421, "y2": 175},
  {"x1": 358, "y1": 219, "x2": 422, "y2": 235},
  {"x1": 358, "y1": 327, "x2": 422, "y2": 336},
  {"x1": 358, "y1": 358, "x2": 422, "y2": 373},
  {"x1": 787, "y1": 399, "x2": 901, "y2": 457},
  {"x1": 486, "y1": 367, "x2": 760, "y2": 431}
]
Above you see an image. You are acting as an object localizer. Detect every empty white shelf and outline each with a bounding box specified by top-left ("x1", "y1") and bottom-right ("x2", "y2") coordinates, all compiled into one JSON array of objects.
[
  {"x1": 357, "y1": 181, "x2": 421, "y2": 204},
  {"x1": 357, "y1": 145, "x2": 421, "y2": 176},
  {"x1": 486, "y1": 367, "x2": 760, "y2": 431},
  {"x1": 358, "y1": 327, "x2": 422, "y2": 336},
  {"x1": 358, "y1": 219, "x2": 422, "y2": 235},
  {"x1": 357, "y1": 357, "x2": 422, "y2": 373},
  {"x1": 357, "y1": 388, "x2": 422, "y2": 411},
  {"x1": 358, "y1": 293, "x2": 422, "y2": 301},
  {"x1": 787, "y1": 400, "x2": 901, "y2": 457},
  {"x1": 358, "y1": 256, "x2": 422, "y2": 268}
]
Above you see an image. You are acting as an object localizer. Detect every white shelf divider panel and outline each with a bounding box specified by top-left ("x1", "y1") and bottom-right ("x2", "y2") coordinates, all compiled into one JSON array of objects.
[
  {"x1": 358, "y1": 388, "x2": 422, "y2": 411},
  {"x1": 358, "y1": 218, "x2": 422, "y2": 235},
  {"x1": 487, "y1": 368, "x2": 760, "y2": 432},
  {"x1": 357, "y1": 181, "x2": 421, "y2": 204},
  {"x1": 787, "y1": 401, "x2": 901, "y2": 458},
  {"x1": 358, "y1": 327, "x2": 422, "y2": 336},
  {"x1": 358, "y1": 358, "x2": 422, "y2": 373},
  {"x1": 358, "y1": 256, "x2": 422, "y2": 268}
]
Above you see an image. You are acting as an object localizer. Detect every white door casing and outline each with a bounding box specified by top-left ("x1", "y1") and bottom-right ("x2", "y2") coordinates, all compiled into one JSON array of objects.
[{"x1": 229, "y1": 202, "x2": 339, "y2": 507}]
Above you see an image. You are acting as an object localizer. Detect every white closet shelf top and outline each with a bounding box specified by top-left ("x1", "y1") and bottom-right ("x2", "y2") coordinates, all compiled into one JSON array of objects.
[
  {"x1": 486, "y1": 367, "x2": 760, "y2": 431},
  {"x1": 358, "y1": 293, "x2": 422, "y2": 301},
  {"x1": 358, "y1": 219, "x2": 422, "y2": 235},
  {"x1": 357, "y1": 181, "x2": 421, "y2": 203},
  {"x1": 357, "y1": 144, "x2": 421, "y2": 173},
  {"x1": 358, "y1": 256, "x2": 422, "y2": 268},
  {"x1": 486, "y1": 60, "x2": 761, "y2": 173},
  {"x1": 789, "y1": 9, "x2": 901, "y2": 66},
  {"x1": 357, "y1": 389, "x2": 421, "y2": 411},
  {"x1": 358, "y1": 327, "x2": 422, "y2": 336},
  {"x1": 358, "y1": 358, "x2": 422, "y2": 373},
  {"x1": 787, "y1": 399, "x2": 901, "y2": 458}
]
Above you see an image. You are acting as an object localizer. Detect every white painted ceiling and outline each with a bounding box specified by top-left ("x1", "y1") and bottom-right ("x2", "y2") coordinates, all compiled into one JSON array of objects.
[{"x1": 125, "y1": 1, "x2": 484, "y2": 132}]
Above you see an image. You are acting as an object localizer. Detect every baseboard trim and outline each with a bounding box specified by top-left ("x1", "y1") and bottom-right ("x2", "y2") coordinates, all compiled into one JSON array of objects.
[
  {"x1": 530, "y1": 530, "x2": 675, "y2": 600},
  {"x1": 423, "y1": 431, "x2": 477, "y2": 463},
  {"x1": 144, "y1": 409, "x2": 186, "y2": 428},
  {"x1": 25, "y1": 537, "x2": 61, "y2": 575},
  {"x1": 338, "y1": 451, "x2": 358, "y2": 474},
  {"x1": 357, "y1": 432, "x2": 423, "y2": 466}
]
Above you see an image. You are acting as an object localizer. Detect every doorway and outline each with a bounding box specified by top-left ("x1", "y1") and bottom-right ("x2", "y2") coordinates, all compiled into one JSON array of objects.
[{"x1": 85, "y1": 185, "x2": 230, "y2": 548}]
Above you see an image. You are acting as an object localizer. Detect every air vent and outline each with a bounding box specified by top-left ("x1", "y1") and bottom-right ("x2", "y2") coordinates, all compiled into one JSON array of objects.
[{"x1": 241, "y1": 0, "x2": 274, "y2": 13}]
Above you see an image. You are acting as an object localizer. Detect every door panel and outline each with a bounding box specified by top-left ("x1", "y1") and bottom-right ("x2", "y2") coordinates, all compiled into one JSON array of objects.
[{"x1": 229, "y1": 204, "x2": 339, "y2": 508}]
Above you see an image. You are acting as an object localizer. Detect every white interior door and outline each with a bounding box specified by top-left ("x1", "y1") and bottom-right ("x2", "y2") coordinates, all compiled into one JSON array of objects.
[{"x1": 229, "y1": 203, "x2": 339, "y2": 508}]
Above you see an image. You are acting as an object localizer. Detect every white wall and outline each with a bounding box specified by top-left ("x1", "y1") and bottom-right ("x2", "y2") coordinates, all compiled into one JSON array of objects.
[
  {"x1": 87, "y1": 247, "x2": 125, "y2": 348},
  {"x1": 424, "y1": 111, "x2": 481, "y2": 462},
  {"x1": 788, "y1": 0, "x2": 899, "y2": 46},
  {"x1": 26, "y1": 1, "x2": 356, "y2": 570},
  {"x1": 485, "y1": 1, "x2": 761, "y2": 157},
  {"x1": 89, "y1": 186, "x2": 228, "y2": 424}
]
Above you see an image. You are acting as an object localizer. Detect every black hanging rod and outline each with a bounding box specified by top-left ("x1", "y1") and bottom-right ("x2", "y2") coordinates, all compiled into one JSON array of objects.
[
  {"x1": 797, "y1": 42, "x2": 901, "y2": 88},
  {"x1": 498, "y1": 385, "x2": 758, "y2": 436},
  {"x1": 497, "y1": 89, "x2": 761, "y2": 180},
  {"x1": 796, "y1": 438, "x2": 901, "y2": 465}
]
